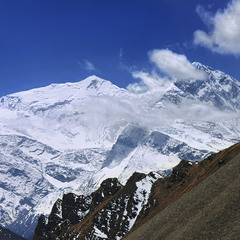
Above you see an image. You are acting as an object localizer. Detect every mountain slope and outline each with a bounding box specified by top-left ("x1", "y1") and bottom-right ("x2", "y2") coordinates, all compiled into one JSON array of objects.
[
  {"x1": 0, "y1": 63, "x2": 240, "y2": 238},
  {"x1": 124, "y1": 142, "x2": 240, "y2": 240},
  {"x1": 33, "y1": 142, "x2": 240, "y2": 240}
]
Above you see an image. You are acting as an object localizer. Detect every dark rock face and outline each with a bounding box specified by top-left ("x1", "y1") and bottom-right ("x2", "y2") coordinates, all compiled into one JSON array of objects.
[
  {"x1": 33, "y1": 194, "x2": 93, "y2": 240},
  {"x1": 91, "y1": 178, "x2": 122, "y2": 206},
  {"x1": 86, "y1": 172, "x2": 148, "y2": 240},
  {"x1": 34, "y1": 215, "x2": 47, "y2": 238},
  {"x1": 33, "y1": 178, "x2": 122, "y2": 240},
  {"x1": 0, "y1": 226, "x2": 26, "y2": 240}
]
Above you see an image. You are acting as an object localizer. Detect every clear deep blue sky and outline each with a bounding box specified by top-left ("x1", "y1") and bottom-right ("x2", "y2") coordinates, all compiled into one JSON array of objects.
[{"x1": 0, "y1": 0, "x2": 239, "y2": 96}]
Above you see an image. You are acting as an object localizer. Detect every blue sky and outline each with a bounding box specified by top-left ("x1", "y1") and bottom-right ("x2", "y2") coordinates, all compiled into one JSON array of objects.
[{"x1": 0, "y1": 0, "x2": 239, "y2": 96}]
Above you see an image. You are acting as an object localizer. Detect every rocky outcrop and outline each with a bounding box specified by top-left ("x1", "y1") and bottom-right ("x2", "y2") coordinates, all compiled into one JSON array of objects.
[
  {"x1": 33, "y1": 178, "x2": 122, "y2": 240},
  {"x1": 33, "y1": 172, "x2": 160, "y2": 240}
]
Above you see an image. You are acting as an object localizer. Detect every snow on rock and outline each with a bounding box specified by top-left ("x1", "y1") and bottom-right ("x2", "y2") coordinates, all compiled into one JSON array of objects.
[
  {"x1": 93, "y1": 226, "x2": 108, "y2": 239},
  {"x1": 127, "y1": 173, "x2": 159, "y2": 231},
  {"x1": 87, "y1": 172, "x2": 160, "y2": 240}
]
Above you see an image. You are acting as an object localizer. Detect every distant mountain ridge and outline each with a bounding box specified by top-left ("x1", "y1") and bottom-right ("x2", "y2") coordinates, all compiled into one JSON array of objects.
[{"x1": 0, "y1": 63, "x2": 240, "y2": 238}]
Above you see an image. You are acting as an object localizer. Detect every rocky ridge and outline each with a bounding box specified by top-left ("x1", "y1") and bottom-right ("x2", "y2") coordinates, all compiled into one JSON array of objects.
[
  {"x1": 33, "y1": 172, "x2": 160, "y2": 240},
  {"x1": 33, "y1": 142, "x2": 240, "y2": 240}
]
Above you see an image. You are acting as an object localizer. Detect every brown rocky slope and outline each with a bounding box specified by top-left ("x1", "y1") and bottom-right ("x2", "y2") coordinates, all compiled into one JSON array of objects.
[{"x1": 124, "y1": 142, "x2": 240, "y2": 240}]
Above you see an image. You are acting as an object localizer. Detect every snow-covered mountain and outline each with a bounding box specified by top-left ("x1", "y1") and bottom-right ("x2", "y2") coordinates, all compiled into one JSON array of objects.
[{"x1": 0, "y1": 64, "x2": 240, "y2": 239}]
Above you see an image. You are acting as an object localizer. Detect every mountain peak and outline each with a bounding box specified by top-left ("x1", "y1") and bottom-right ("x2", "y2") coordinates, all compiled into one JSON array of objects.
[
  {"x1": 192, "y1": 62, "x2": 214, "y2": 72},
  {"x1": 82, "y1": 75, "x2": 107, "y2": 82},
  {"x1": 192, "y1": 61, "x2": 203, "y2": 67},
  {"x1": 80, "y1": 75, "x2": 115, "y2": 90}
]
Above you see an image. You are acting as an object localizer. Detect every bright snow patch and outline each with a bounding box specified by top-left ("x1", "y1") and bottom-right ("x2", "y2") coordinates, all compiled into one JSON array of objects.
[{"x1": 93, "y1": 226, "x2": 108, "y2": 239}]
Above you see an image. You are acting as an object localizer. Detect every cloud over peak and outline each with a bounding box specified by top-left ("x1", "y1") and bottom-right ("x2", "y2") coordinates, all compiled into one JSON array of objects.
[
  {"x1": 127, "y1": 49, "x2": 207, "y2": 93},
  {"x1": 194, "y1": 0, "x2": 240, "y2": 55},
  {"x1": 149, "y1": 49, "x2": 207, "y2": 81}
]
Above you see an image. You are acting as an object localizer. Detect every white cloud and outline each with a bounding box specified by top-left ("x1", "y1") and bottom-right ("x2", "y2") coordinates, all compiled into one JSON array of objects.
[
  {"x1": 194, "y1": 0, "x2": 240, "y2": 55},
  {"x1": 76, "y1": 92, "x2": 239, "y2": 131},
  {"x1": 195, "y1": 5, "x2": 214, "y2": 28},
  {"x1": 127, "y1": 49, "x2": 207, "y2": 93},
  {"x1": 126, "y1": 81, "x2": 148, "y2": 93},
  {"x1": 149, "y1": 49, "x2": 207, "y2": 81},
  {"x1": 127, "y1": 70, "x2": 170, "y2": 93}
]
